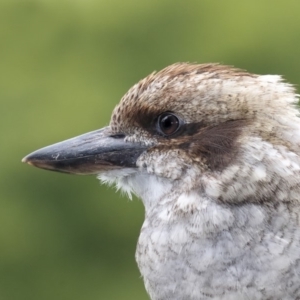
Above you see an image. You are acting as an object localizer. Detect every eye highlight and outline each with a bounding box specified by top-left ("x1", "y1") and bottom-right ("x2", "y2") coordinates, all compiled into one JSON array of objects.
[{"x1": 157, "y1": 112, "x2": 181, "y2": 136}]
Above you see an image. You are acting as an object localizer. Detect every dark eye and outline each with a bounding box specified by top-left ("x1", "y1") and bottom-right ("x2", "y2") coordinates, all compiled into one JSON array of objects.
[{"x1": 157, "y1": 112, "x2": 181, "y2": 136}]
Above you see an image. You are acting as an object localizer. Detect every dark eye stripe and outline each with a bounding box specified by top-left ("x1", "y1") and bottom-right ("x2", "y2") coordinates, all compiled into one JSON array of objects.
[{"x1": 132, "y1": 108, "x2": 207, "y2": 138}]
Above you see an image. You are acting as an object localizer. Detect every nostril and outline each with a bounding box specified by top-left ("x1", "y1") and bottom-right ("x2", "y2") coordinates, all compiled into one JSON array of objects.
[{"x1": 110, "y1": 133, "x2": 126, "y2": 139}]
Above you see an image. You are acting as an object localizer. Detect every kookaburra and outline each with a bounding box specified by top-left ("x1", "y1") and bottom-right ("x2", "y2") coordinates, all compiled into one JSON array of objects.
[{"x1": 23, "y1": 63, "x2": 300, "y2": 300}]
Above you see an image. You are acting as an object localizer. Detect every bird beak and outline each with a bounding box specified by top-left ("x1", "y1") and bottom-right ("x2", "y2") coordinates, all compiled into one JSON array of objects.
[{"x1": 22, "y1": 127, "x2": 148, "y2": 175}]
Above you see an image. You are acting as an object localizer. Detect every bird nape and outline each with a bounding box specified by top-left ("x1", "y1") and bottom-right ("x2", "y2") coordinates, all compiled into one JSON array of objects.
[{"x1": 23, "y1": 63, "x2": 300, "y2": 300}]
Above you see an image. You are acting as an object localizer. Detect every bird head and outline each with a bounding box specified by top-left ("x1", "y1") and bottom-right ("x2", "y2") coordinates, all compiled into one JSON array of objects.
[{"x1": 23, "y1": 63, "x2": 300, "y2": 212}]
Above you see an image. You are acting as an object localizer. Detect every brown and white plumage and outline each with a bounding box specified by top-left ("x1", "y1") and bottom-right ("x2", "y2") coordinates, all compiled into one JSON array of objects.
[{"x1": 23, "y1": 63, "x2": 300, "y2": 299}]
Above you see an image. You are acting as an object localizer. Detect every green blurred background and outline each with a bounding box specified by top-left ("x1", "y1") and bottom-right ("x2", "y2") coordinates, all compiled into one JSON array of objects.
[{"x1": 1, "y1": 1, "x2": 300, "y2": 299}]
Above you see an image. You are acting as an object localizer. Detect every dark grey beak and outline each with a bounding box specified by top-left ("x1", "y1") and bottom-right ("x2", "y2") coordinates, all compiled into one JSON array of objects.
[{"x1": 22, "y1": 127, "x2": 148, "y2": 175}]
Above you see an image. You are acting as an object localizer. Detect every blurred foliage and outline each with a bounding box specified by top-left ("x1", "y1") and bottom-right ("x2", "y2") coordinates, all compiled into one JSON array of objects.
[{"x1": 1, "y1": 0, "x2": 300, "y2": 299}]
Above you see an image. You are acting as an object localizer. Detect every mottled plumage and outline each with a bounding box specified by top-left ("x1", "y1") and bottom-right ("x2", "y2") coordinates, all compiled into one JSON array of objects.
[{"x1": 23, "y1": 63, "x2": 300, "y2": 300}]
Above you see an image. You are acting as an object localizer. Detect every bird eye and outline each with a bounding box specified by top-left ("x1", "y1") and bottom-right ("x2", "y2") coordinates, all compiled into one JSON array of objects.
[{"x1": 157, "y1": 112, "x2": 181, "y2": 136}]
